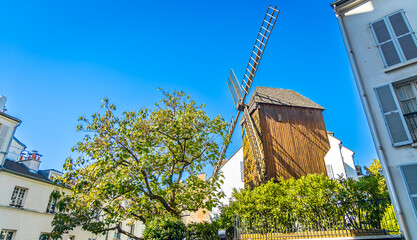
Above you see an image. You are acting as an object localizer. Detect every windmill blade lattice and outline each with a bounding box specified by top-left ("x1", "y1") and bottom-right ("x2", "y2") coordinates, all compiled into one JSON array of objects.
[{"x1": 213, "y1": 5, "x2": 279, "y2": 177}]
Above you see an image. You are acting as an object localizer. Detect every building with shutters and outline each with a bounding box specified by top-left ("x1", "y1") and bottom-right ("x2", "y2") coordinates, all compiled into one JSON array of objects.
[
  {"x1": 0, "y1": 97, "x2": 145, "y2": 240},
  {"x1": 331, "y1": 0, "x2": 417, "y2": 239}
]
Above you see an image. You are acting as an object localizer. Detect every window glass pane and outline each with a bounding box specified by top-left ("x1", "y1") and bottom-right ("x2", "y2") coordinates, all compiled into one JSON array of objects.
[
  {"x1": 402, "y1": 164, "x2": 417, "y2": 195},
  {"x1": 413, "y1": 197, "x2": 417, "y2": 214},
  {"x1": 398, "y1": 35, "x2": 417, "y2": 60},
  {"x1": 380, "y1": 41, "x2": 402, "y2": 66},
  {"x1": 389, "y1": 12, "x2": 410, "y2": 36},
  {"x1": 397, "y1": 85, "x2": 417, "y2": 114},
  {"x1": 372, "y1": 20, "x2": 391, "y2": 43}
]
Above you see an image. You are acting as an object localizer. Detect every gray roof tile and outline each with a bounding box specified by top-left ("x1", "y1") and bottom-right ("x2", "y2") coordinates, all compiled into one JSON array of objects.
[{"x1": 248, "y1": 86, "x2": 325, "y2": 111}]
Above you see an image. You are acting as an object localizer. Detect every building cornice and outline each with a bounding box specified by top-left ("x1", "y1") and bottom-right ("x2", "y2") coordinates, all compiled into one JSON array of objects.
[
  {"x1": 331, "y1": 0, "x2": 370, "y2": 15},
  {"x1": 0, "y1": 167, "x2": 63, "y2": 188},
  {"x1": 0, "y1": 112, "x2": 22, "y2": 124}
]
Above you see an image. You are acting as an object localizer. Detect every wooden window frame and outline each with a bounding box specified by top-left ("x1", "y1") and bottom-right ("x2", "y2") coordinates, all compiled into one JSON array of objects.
[
  {"x1": 0, "y1": 230, "x2": 15, "y2": 240},
  {"x1": 370, "y1": 10, "x2": 417, "y2": 68},
  {"x1": 395, "y1": 81, "x2": 417, "y2": 142},
  {"x1": 399, "y1": 163, "x2": 417, "y2": 222},
  {"x1": 9, "y1": 186, "x2": 27, "y2": 208}
]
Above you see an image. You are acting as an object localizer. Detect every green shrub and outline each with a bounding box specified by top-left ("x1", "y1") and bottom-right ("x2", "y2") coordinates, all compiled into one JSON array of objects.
[
  {"x1": 143, "y1": 215, "x2": 186, "y2": 240},
  {"x1": 186, "y1": 221, "x2": 219, "y2": 240}
]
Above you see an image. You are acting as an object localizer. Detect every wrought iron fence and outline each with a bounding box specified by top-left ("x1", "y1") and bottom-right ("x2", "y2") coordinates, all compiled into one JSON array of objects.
[{"x1": 234, "y1": 198, "x2": 400, "y2": 239}]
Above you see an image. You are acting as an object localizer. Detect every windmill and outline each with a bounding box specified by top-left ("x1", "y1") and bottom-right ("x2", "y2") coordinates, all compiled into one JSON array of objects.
[
  {"x1": 214, "y1": 5, "x2": 330, "y2": 189},
  {"x1": 213, "y1": 5, "x2": 280, "y2": 187}
]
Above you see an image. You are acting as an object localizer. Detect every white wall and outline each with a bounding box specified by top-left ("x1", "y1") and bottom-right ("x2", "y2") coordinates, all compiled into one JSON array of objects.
[
  {"x1": 341, "y1": 146, "x2": 358, "y2": 180},
  {"x1": 212, "y1": 147, "x2": 244, "y2": 217},
  {"x1": 324, "y1": 134, "x2": 347, "y2": 179},
  {"x1": 336, "y1": 0, "x2": 417, "y2": 237},
  {"x1": 5, "y1": 138, "x2": 25, "y2": 162},
  {"x1": 0, "y1": 171, "x2": 103, "y2": 240},
  {"x1": 0, "y1": 115, "x2": 19, "y2": 166}
]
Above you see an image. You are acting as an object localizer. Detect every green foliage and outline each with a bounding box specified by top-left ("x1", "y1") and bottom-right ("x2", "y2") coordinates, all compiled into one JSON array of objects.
[
  {"x1": 220, "y1": 160, "x2": 399, "y2": 234},
  {"x1": 381, "y1": 204, "x2": 400, "y2": 234},
  {"x1": 50, "y1": 89, "x2": 229, "y2": 239},
  {"x1": 143, "y1": 215, "x2": 186, "y2": 240},
  {"x1": 186, "y1": 221, "x2": 219, "y2": 240}
]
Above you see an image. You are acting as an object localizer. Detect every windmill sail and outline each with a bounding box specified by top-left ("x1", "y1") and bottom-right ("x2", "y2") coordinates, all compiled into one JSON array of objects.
[
  {"x1": 213, "y1": 5, "x2": 279, "y2": 178},
  {"x1": 242, "y1": 107, "x2": 266, "y2": 187},
  {"x1": 226, "y1": 69, "x2": 242, "y2": 109},
  {"x1": 241, "y1": 6, "x2": 279, "y2": 101}
]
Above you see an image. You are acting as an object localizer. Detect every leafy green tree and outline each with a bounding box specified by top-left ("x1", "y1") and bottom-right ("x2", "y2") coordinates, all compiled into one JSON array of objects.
[
  {"x1": 186, "y1": 221, "x2": 220, "y2": 240},
  {"x1": 143, "y1": 215, "x2": 186, "y2": 240},
  {"x1": 50, "y1": 90, "x2": 229, "y2": 239}
]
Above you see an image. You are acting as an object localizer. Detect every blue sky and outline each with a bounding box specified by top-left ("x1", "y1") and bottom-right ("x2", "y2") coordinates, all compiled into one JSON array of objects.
[{"x1": 0, "y1": 0, "x2": 378, "y2": 172}]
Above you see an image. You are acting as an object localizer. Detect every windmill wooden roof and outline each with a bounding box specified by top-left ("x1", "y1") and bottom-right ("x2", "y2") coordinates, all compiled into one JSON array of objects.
[{"x1": 248, "y1": 86, "x2": 325, "y2": 111}]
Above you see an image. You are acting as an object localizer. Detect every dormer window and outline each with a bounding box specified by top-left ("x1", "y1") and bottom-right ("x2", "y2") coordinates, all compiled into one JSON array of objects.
[
  {"x1": 10, "y1": 186, "x2": 27, "y2": 208},
  {"x1": 0, "y1": 123, "x2": 10, "y2": 150}
]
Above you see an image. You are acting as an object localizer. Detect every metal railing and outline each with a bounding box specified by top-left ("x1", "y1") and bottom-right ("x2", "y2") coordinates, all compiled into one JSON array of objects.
[
  {"x1": 234, "y1": 198, "x2": 400, "y2": 239},
  {"x1": 404, "y1": 111, "x2": 417, "y2": 142}
]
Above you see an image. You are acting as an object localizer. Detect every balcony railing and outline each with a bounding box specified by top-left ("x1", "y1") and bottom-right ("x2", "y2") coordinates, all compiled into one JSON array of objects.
[
  {"x1": 234, "y1": 198, "x2": 400, "y2": 239},
  {"x1": 404, "y1": 111, "x2": 417, "y2": 142}
]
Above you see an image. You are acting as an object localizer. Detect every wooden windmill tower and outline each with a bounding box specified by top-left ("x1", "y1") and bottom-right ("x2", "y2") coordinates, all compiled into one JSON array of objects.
[{"x1": 215, "y1": 5, "x2": 330, "y2": 189}]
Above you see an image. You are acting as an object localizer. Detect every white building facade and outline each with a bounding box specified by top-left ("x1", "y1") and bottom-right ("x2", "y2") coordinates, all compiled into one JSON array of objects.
[
  {"x1": 324, "y1": 132, "x2": 359, "y2": 180},
  {"x1": 0, "y1": 98, "x2": 144, "y2": 240},
  {"x1": 331, "y1": 0, "x2": 417, "y2": 238}
]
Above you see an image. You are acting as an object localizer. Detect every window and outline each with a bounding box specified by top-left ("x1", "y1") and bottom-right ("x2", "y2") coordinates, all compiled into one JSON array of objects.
[
  {"x1": 127, "y1": 224, "x2": 135, "y2": 240},
  {"x1": 113, "y1": 226, "x2": 121, "y2": 240},
  {"x1": 9, "y1": 187, "x2": 27, "y2": 208},
  {"x1": 396, "y1": 83, "x2": 417, "y2": 141},
  {"x1": 68, "y1": 236, "x2": 75, "y2": 240},
  {"x1": 46, "y1": 192, "x2": 58, "y2": 213},
  {"x1": 375, "y1": 84, "x2": 413, "y2": 146},
  {"x1": 0, "y1": 230, "x2": 15, "y2": 240},
  {"x1": 0, "y1": 123, "x2": 10, "y2": 150},
  {"x1": 399, "y1": 163, "x2": 417, "y2": 221},
  {"x1": 326, "y1": 165, "x2": 334, "y2": 179},
  {"x1": 370, "y1": 10, "x2": 417, "y2": 67}
]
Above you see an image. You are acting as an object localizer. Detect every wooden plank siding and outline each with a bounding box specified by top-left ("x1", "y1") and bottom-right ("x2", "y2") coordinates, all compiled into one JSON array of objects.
[
  {"x1": 242, "y1": 103, "x2": 329, "y2": 188},
  {"x1": 260, "y1": 103, "x2": 329, "y2": 181}
]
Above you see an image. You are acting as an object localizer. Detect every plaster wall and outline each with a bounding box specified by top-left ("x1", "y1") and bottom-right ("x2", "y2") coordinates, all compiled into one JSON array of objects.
[
  {"x1": 341, "y1": 146, "x2": 358, "y2": 180},
  {"x1": 0, "y1": 115, "x2": 18, "y2": 165},
  {"x1": 324, "y1": 135, "x2": 347, "y2": 179},
  {"x1": 0, "y1": 171, "x2": 103, "y2": 240},
  {"x1": 337, "y1": 0, "x2": 417, "y2": 237},
  {"x1": 212, "y1": 147, "x2": 244, "y2": 217}
]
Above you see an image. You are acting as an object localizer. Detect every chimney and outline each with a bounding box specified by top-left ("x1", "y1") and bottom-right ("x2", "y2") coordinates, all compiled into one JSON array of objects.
[
  {"x1": 0, "y1": 96, "x2": 6, "y2": 112},
  {"x1": 20, "y1": 150, "x2": 42, "y2": 173}
]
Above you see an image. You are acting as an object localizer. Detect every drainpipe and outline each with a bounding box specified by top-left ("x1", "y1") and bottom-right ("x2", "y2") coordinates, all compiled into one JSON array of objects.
[{"x1": 333, "y1": 7, "x2": 410, "y2": 240}]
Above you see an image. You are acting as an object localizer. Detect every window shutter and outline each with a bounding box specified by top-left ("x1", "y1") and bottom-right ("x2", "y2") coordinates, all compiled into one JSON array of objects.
[
  {"x1": 0, "y1": 124, "x2": 10, "y2": 149},
  {"x1": 375, "y1": 84, "x2": 412, "y2": 146},
  {"x1": 400, "y1": 163, "x2": 417, "y2": 219},
  {"x1": 389, "y1": 12, "x2": 417, "y2": 61},
  {"x1": 371, "y1": 20, "x2": 401, "y2": 66}
]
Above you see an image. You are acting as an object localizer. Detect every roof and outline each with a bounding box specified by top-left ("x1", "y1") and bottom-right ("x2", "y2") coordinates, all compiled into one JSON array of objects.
[
  {"x1": 330, "y1": 0, "x2": 352, "y2": 7},
  {"x1": 248, "y1": 86, "x2": 325, "y2": 111},
  {"x1": 1, "y1": 159, "x2": 52, "y2": 183},
  {"x1": 0, "y1": 112, "x2": 22, "y2": 123}
]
